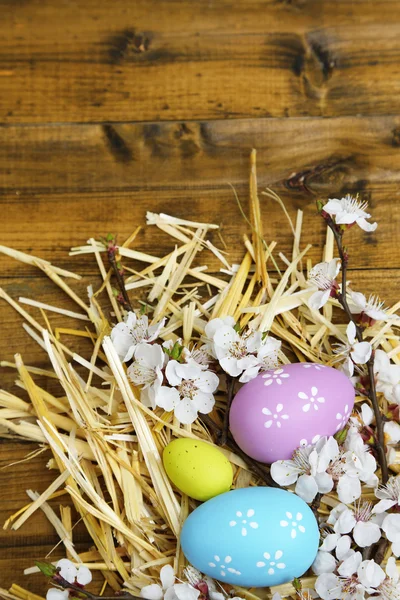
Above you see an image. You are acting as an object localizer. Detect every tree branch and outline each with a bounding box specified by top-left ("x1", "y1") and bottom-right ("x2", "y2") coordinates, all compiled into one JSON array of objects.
[
  {"x1": 52, "y1": 575, "x2": 141, "y2": 600},
  {"x1": 325, "y1": 218, "x2": 388, "y2": 484},
  {"x1": 106, "y1": 237, "x2": 133, "y2": 312},
  {"x1": 217, "y1": 374, "x2": 235, "y2": 446}
]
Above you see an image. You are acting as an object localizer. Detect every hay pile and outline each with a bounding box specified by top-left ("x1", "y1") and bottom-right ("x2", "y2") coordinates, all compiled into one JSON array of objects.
[{"x1": 1, "y1": 151, "x2": 399, "y2": 600}]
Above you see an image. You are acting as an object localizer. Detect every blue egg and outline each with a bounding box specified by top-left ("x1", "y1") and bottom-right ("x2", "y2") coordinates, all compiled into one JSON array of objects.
[{"x1": 180, "y1": 487, "x2": 319, "y2": 588}]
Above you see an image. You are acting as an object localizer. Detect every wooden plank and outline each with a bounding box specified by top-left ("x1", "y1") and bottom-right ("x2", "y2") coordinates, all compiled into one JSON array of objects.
[
  {"x1": 1, "y1": 117, "x2": 400, "y2": 193},
  {"x1": 2, "y1": 1, "x2": 400, "y2": 122},
  {"x1": 0, "y1": 543, "x2": 105, "y2": 595},
  {"x1": 0, "y1": 116, "x2": 399, "y2": 274},
  {"x1": 0, "y1": 184, "x2": 399, "y2": 275}
]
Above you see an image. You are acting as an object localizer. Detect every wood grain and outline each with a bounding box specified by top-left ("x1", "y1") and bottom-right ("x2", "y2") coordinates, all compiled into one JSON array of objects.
[
  {"x1": 1, "y1": 0, "x2": 400, "y2": 594},
  {"x1": 2, "y1": 117, "x2": 400, "y2": 193},
  {"x1": 2, "y1": 1, "x2": 400, "y2": 122}
]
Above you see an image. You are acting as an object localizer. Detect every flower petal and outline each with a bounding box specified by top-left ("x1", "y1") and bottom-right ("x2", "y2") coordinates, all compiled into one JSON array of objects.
[
  {"x1": 323, "y1": 199, "x2": 343, "y2": 215},
  {"x1": 361, "y1": 403, "x2": 374, "y2": 426},
  {"x1": 295, "y1": 473, "x2": 318, "y2": 503},
  {"x1": 335, "y1": 508, "x2": 356, "y2": 534},
  {"x1": 160, "y1": 564, "x2": 175, "y2": 590},
  {"x1": 56, "y1": 559, "x2": 77, "y2": 584},
  {"x1": 309, "y1": 290, "x2": 330, "y2": 311},
  {"x1": 353, "y1": 521, "x2": 381, "y2": 548},
  {"x1": 346, "y1": 321, "x2": 356, "y2": 345},
  {"x1": 192, "y1": 391, "x2": 215, "y2": 415},
  {"x1": 174, "y1": 584, "x2": 200, "y2": 600},
  {"x1": 357, "y1": 559, "x2": 385, "y2": 588},
  {"x1": 357, "y1": 217, "x2": 377, "y2": 232},
  {"x1": 270, "y1": 460, "x2": 300, "y2": 486},
  {"x1": 140, "y1": 585, "x2": 164, "y2": 600},
  {"x1": 315, "y1": 573, "x2": 342, "y2": 600},
  {"x1": 337, "y1": 474, "x2": 361, "y2": 504},
  {"x1": 174, "y1": 399, "x2": 199, "y2": 425},
  {"x1": 312, "y1": 550, "x2": 337, "y2": 575},
  {"x1": 156, "y1": 386, "x2": 180, "y2": 411},
  {"x1": 195, "y1": 370, "x2": 220, "y2": 393},
  {"x1": 336, "y1": 535, "x2": 352, "y2": 562},
  {"x1": 219, "y1": 356, "x2": 244, "y2": 377},
  {"x1": 351, "y1": 341, "x2": 372, "y2": 365},
  {"x1": 76, "y1": 566, "x2": 92, "y2": 585},
  {"x1": 46, "y1": 590, "x2": 70, "y2": 600},
  {"x1": 165, "y1": 360, "x2": 182, "y2": 386},
  {"x1": 338, "y1": 551, "x2": 362, "y2": 577}
]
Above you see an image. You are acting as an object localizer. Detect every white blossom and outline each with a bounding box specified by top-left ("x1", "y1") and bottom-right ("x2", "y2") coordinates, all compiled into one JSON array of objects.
[
  {"x1": 271, "y1": 440, "x2": 334, "y2": 503},
  {"x1": 373, "y1": 556, "x2": 400, "y2": 599},
  {"x1": 156, "y1": 361, "x2": 219, "y2": 424},
  {"x1": 375, "y1": 475, "x2": 400, "y2": 513},
  {"x1": 343, "y1": 431, "x2": 378, "y2": 489},
  {"x1": 56, "y1": 559, "x2": 92, "y2": 585},
  {"x1": 47, "y1": 560, "x2": 92, "y2": 600},
  {"x1": 323, "y1": 195, "x2": 377, "y2": 232},
  {"x1": 239, "y1": 335, "x2": 281, "y2": 383},
  {"x1": 128, "y1": 343, "x2": 164, "y2": 408},
  {"x1": 333, "y1": 322, "x2": 372, "y2": 377},
  {"x1": 111, "y1": 312, "x2": 165, "y2": 362},
  {"x1": 47, "y1": 591, "x2": 69, "y2": 600},
  {"x1": 374, "y1": 349, "x2": 400, "y2": 405},
  {"x1": 382, "y1": 513, "x2": 400, "y2": 557},
  {"x1": 141, "y1": 565, "x2": 176, "y2": 600},
  {"x1": 307, "y1": 259, "x2": 341, "y2": 310},
  {"x1": 140, "y1": 566, "x2": 206, "y2": 600},
  {"x1": 182, "y1": 345, "x2": 213, "y2": 370},
  {"x1": 329, "y1": 501, "x2": 382, "y2": 548},
  {"x1": 272, "y1": 434, "x2": 377, "y2": 505},
  {"x1": 315, "y1": 552, "x2": 366, "y2": 599},
  {"x1": 205, "y1": 319, "x2": 261, "y2": 377},
  {"x1": 348, "y1": 291, "x2": 396, "y2": 322},
  {"x1": 312, "y1": 534, "x2": 353, "y2": 575},
  {"x1": 357, "y1": 559, "x2": 386, "y2": 590}
]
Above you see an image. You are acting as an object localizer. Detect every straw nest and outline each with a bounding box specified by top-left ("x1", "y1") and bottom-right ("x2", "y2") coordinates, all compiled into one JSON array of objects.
[{"x1": 1, "y1": 150, "x2": 399, "y2": 600}]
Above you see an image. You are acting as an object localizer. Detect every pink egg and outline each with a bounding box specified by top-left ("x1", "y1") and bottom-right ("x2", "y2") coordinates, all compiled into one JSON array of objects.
[{"x1": 229, "y1": 363, "x2": 355, "y2": 463}]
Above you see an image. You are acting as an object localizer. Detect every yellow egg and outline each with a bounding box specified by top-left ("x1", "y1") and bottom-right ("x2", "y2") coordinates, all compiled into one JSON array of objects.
[{"x1": 163, "y1": 438, "x2": 233, "y2": 501}]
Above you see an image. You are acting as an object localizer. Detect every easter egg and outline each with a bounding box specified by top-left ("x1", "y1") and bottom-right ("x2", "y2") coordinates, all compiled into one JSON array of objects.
[
  {"x1": 163, "y1": 438, "x2": 233, "y2": 501},
  {"x1": 229, "y1": 362, "x2": 355, "y2": 463},
  {"x1": 180, "y1": 486, "x2": 319, "y2": 587}
]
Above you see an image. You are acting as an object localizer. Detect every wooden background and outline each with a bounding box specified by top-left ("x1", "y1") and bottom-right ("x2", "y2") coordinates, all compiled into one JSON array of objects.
[{"x1": 1, "y1": 0, "x2": 400, "y2": 593}]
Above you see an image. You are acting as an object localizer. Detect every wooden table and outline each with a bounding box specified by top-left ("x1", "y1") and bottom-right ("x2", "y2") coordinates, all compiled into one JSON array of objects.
[{"x1": 1, "y1": 0, "x2": 400, "y2": 594}]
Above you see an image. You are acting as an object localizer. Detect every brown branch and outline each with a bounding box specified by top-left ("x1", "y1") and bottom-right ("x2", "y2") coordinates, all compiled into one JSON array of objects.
[
  {"x1": 325, "y1": 217, "x2": 388, "y2": 484},
  {"x1": 217, "y1": 374, "x2": 235, "y2": 446},
  {"x1": 106, "y1": 239, "x2": 133, "y2": 312},
  {"x1": 52, "y1": 575, "x2": 141, "y2": 600}
]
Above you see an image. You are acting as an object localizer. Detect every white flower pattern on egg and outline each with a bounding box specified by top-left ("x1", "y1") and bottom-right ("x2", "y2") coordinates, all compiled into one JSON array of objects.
[
  {"x1": 335, "y1": 404, "x2": 351, "y2": 431},
  {"x1": 299, "y1": 434, "x2": 321, "y2": 447},
  {"x1": 280, "y1": 511, "x2": 306, "y2": 539},
  {"x1": 262, "y1": 368, "x2": 290, "y2": 386},
  {"x1": 229, "y1": 509, "x2": 259, "y2": 536},
  {"x1": 262, "y1": 404, "x2": 289, "y2": 429},
  {"x1": 298, "y1": 386, "x2": 325, "y2": 412},
  {"x1": 256, "y1": 550, "x2": 286, "y2": 575},
  {"x1": 302, "y1": 364, "x2": 326, "y2": 370},
  {"x1": 207, "y1": 555, "x2": 241, "y2": 577}
]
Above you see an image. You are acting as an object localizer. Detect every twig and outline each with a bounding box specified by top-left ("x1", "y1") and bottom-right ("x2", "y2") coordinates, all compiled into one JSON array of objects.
[
  {"x1": 325, "y1": 217, "x2": 388, "y2": 484},
  {"x1": 310, "y1": 493, "x2": 322, "y2": 520},
  {"x1": 201, "y1": 414, "x2": 279, "y2": 487},
  {"x1": 52, "y1": 575, "x2": 140, "y2": 600},
  {"x1": 217, "y1": 375, "x2": 235, "y2": 446},
  {"x1": 106, "y1": 236, "x2": 133, "y2": 312}
]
